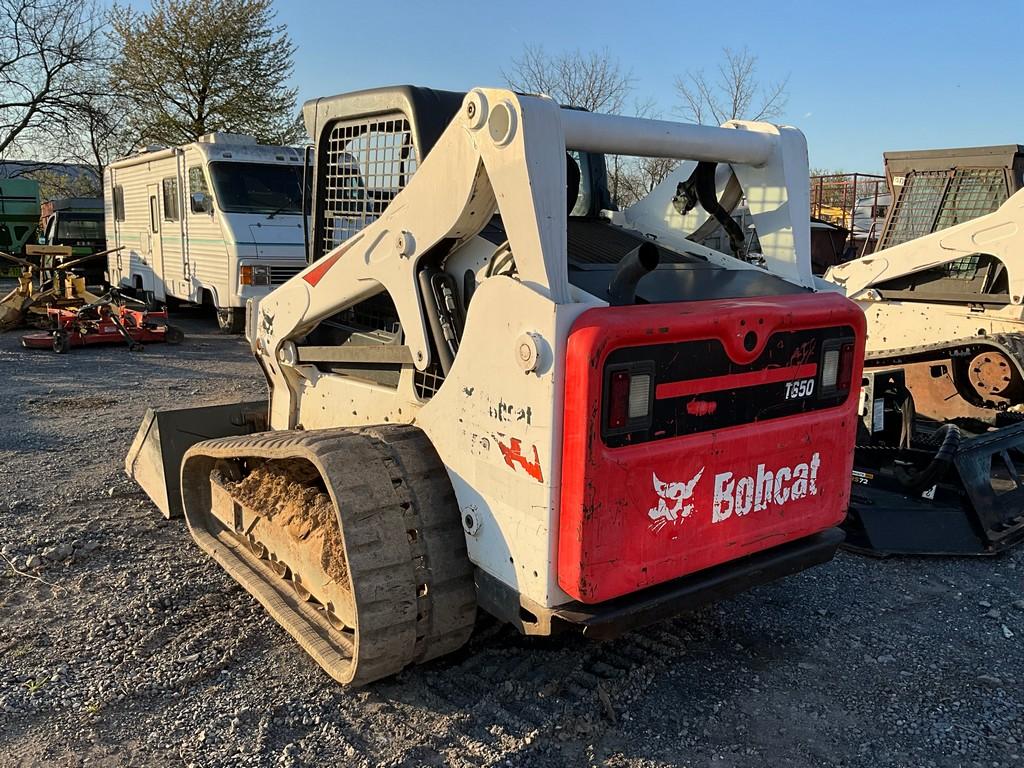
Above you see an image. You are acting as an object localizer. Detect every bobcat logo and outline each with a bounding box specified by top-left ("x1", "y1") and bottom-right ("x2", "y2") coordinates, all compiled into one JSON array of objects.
[{"x1": 648, "y1": 467, "x2": 705, "y2": 533}]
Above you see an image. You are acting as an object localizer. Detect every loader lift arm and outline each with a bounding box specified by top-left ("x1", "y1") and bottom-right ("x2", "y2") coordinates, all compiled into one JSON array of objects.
[{"x1": 255, "y1": 88, "x2": 814, "y2": 432}]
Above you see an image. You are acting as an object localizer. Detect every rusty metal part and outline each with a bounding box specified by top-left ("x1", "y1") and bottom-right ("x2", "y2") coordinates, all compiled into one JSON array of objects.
[
  {"x1": 179, "y1": 425, "x2": 476, "y2": 685},
  {"x1": 899, "y1": 358, "x2": 1001, "y2": 424},
  {"x1": 968, "y1": 351, "x2": 1016, "y2": 399},
  {"x1": 867, "y1": 333, "x2": 1024, "y2": 423}
]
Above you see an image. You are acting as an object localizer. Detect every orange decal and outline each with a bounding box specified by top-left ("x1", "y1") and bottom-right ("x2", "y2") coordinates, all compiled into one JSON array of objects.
[
  {"x1": 686, "y1": 399, "x2": 718, "y2": 416},
  {"x1": 496, "y1": 437, "x2": 544, "y2": 483},
  {"x1": 302, "y1": 251, "x2": 343, "y2": 287}
]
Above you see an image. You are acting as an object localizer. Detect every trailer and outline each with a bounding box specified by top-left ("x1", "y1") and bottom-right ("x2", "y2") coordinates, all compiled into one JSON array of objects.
[
  {"x1": 0, "y1": 178, "x2": 41, "y2": 273},
  {"x1": 104, "y1": 133, "x2": 309, "y2": 332}
]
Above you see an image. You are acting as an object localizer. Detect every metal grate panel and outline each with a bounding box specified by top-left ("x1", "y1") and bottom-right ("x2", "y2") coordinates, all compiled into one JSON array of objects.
[
  {"x1": 935, "y1": 168, "x2": 1007, "y2": 230},
  {"x1": 879, "y1": 171, "x2": 949, "y2": 249},
  {"x1": 880, "y1": 168, "x2": 1009, "y2": 250},
  {"x1": 321, "y1": 114, "x2": 418, "y2": 254},
  {"x1": 414, "y1": 366, "x2": 445, "y2": 400}
]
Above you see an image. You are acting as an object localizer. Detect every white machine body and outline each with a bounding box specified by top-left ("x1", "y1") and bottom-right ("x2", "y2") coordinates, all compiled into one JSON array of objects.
[{"x1": 248, "y1": 88, "x2": 818, "y2": 610}]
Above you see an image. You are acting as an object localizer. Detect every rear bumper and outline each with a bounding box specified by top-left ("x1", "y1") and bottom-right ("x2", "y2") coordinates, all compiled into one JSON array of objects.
[{"x1": 477, "y1": 527, "x2": 845, "y2": 639}]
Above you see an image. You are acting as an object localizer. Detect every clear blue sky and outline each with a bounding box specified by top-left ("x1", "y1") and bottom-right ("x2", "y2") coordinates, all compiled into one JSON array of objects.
[{"x1": 275, "y1": 0, "x2": 1019, "y2": 173}]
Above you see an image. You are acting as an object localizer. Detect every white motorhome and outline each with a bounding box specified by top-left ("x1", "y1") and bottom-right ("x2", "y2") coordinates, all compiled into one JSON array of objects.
[{"x1": 104, "y1": 133, "x2": 308, "y2": 332}]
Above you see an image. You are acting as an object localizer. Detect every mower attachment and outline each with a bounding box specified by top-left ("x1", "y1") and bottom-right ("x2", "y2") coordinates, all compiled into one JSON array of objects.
[
  {"x1": 845, "y1": 422, "x2": 1024, "y2": 556},
  {"x1": 125, "y1": 401, "x2": 268, "y2": 519},
  {"x1": 21, "y1": 296, "x2": 182, "y2": 353}
]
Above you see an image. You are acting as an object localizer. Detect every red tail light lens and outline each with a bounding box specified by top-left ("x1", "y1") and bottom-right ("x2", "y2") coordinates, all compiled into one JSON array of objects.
[
  {"x1": 605, "y1": 364, "x2": 654, "y2": 436},
  {"x1": 607, "y1": 370, "x2": 631, "y2": 429},
  {"x1": 838, "y1": 342, "x2": 855, "y2": 391}
]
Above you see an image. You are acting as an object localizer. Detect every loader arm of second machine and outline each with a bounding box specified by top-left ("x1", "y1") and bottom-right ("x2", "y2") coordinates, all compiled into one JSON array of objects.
[{"x1": 825, "y1": 189, "x2": 1024, "y2": 302}]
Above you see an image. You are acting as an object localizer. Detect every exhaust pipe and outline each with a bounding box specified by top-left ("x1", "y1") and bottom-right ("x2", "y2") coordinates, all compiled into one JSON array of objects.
[{"x1": 608, "y1": 242, "x2": 660, "y2": 306}]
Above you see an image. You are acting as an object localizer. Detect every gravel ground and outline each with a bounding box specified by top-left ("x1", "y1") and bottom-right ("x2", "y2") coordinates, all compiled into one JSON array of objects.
[{"x1": 0, "y1": 298, "x2": 1022, "y2": 767}]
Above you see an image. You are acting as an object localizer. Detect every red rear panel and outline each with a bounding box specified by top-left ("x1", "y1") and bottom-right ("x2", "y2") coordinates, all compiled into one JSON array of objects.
[{"x1": 558, "y1": 292, "x2": 865, "y2": 603}]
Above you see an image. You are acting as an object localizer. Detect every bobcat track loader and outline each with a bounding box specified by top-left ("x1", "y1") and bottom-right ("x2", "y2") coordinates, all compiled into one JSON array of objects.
[{"x1": 126, "y1": 86, "x2": 866, "y2": 685}]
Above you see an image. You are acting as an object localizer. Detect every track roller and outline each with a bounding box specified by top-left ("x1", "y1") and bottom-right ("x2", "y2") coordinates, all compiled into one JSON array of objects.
[{"x1": 179, "y1": 425, "x2": 477, "y2": 685}]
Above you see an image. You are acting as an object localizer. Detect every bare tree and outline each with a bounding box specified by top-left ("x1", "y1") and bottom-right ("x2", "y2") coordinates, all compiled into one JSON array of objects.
[
  {"x1": 674, "y1": 46, "x2": 789, "y2": 125},
  {"x1": 503, "y1": 45, "x2": 678, "y2": 209},
  {"x1": 0, "y1": 0, "x2": 105, "y2": 160},
  {"x1": 59, "y1": 82, "x2": 137, "y2": 180},
  {"x1": 606, "y1": 99, "x2": 678, "y2": 207},
  {"x1": 108, "y1": 0, "x2": 301, "y2": 147},
  {"x1": 613, "y1": 156, "x2": 680, "y2": 208},
  {"x1": 503, "y1": 45, "x2": 634, "y2": 114}
]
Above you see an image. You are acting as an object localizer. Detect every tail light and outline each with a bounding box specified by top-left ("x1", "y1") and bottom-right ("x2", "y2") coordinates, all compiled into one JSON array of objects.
[
  {"x1": 820, "y1": 339, "x2": 856, "y2": 396},
  {"x1": 604, "y1": 363, "x2": 654, "y2": 435}
]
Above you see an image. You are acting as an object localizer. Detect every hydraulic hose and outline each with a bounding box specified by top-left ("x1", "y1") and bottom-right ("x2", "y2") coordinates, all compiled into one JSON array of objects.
[
  {"x1": 674, "y1": 162, "x2": 747, "y2": 257},
  {"x1": 895, "y1": 423, "x2": 962, "y2": 494}
]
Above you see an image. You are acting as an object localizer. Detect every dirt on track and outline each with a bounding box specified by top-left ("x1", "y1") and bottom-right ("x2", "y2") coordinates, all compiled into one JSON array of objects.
[
  {"x1": 0, "y1": 297, "x2": 1022, "y2": 768},
  {"x1": 224, "y1": 459, "x2": 349, "y2": 584}
]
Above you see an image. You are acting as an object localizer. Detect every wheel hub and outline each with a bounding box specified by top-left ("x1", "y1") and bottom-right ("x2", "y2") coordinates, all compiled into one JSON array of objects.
[{"x1": 968, "y1": 351, "x2": 1016, "y2": 398}]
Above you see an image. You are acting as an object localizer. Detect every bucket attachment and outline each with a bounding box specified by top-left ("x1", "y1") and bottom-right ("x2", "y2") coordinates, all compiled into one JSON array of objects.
[
  {"x1": 125, "y1": 400, "x2": 267, "y2": 518},
  {"x1": 845, "y1": 421, "x2": 1024, "y2": 556}
]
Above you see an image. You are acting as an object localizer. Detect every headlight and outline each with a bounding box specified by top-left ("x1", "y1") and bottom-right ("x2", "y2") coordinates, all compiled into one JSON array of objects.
[{"x1": 240, "y1": 264, "x2": 271, "y2": 286}]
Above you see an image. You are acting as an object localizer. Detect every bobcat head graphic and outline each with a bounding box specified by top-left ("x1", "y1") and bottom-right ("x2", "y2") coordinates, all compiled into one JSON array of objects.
[{"x1": 648, "y1": 467, "x2": 705, "y2": 533}]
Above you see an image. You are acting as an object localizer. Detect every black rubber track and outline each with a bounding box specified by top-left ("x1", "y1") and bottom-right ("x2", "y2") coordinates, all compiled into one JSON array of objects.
[{"x1": 179, "y1": 424, "x2": 476, "y2": 685}]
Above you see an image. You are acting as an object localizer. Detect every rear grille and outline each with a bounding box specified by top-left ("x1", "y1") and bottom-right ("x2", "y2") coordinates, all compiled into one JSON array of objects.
[
  {"x1": 269, "y1": 265, "x2": 304, "y2": 285},
  {"x1": 414, "y1": 365, "x2": 445, "y2": 400}
]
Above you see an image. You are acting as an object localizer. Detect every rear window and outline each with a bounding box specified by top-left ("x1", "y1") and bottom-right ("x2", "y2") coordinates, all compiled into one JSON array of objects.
[{"x1": 56, "y1": 215, "x2": 104, "y2": 241}]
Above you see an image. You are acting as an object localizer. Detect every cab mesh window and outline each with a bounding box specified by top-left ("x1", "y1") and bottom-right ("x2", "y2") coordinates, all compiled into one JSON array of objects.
[
  {"x1": 319, "y1": 114, "x2": 417, "y2": 253},
  {"x1": 935, "y1": 169, "x2": 1007, "y2": 229},
  {"x1": 880, "y1": 168, "x2": 1009, "y2": 249}
]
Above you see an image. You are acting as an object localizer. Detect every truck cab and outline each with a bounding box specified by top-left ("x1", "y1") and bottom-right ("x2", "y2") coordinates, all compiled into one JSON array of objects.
[{"x1": 42, "y1": 197, "x2": 106, "y2": 286}]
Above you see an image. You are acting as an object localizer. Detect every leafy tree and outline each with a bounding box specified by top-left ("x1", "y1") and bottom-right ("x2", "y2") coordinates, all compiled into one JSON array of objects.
[
  {"x1": 24, "y1": 165, "x2": 100, "y2": 199},
  {"x1": 108, "y1": 0, "x2": 300, "y2": 146}
]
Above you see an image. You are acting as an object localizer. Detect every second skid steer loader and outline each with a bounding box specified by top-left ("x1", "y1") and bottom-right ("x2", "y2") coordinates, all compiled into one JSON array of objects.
[
  {"x1": 820, "y1": 158, "x2": 1024, "y2": 556},
  {"x1": 126, "y1": 85, "x2": 866, "y2": 685}
]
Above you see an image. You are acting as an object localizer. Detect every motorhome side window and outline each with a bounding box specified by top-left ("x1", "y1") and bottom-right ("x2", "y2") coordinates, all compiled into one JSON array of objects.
[
  {"x1": 162, "y1": 177, "x2": 180, "y2": 221},
  {"x1": 113, "y1": 185, "x2": 125, "y2": 221},
  {"x1": 189, "y1": 166, "x2": 210, "y2": 212}
]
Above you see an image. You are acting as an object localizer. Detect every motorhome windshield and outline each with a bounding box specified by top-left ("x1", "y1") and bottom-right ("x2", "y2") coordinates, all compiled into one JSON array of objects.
[{"x1": 208, "y1": 161, "x2": 306, "y2": 215}]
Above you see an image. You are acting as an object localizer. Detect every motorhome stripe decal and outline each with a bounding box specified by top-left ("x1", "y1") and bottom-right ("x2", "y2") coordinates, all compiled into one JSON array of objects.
[
  {"x1": 302, "y1": 251, "x2": 342, "y2": 287},
  {"x1": 655, "y1": 363, "x2": 818, "y2": 400}
]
